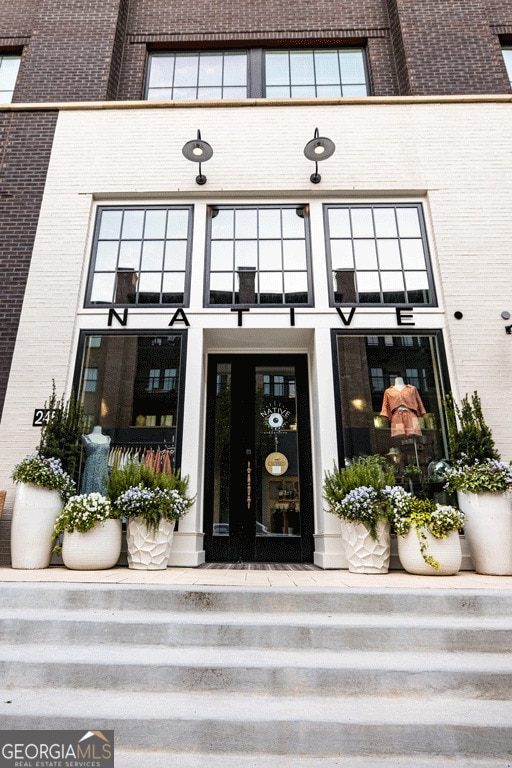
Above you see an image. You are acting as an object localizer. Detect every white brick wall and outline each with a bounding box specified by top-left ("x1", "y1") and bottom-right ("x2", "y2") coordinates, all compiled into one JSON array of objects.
[{"x1": 1, "y1": 98, "x2": 511, "y2": 517}]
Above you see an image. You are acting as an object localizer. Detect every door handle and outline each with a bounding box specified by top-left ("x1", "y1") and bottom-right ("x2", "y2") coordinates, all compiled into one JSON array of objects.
[{"x1": 246, "y1": 460, "x2": 252, "y2": 509}]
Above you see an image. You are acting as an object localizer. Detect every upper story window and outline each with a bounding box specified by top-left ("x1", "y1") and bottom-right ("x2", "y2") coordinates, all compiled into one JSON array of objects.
[
  {"x1": 503, "y1": 46, "x2": 512, "y2": 87},
  {"x1": 0, "y1": 55, "x2": 21, "y2": 103},
  {"x1": 146, "y1": 48, "x2": 369, "y2": 101},
  {"x1": 324, "y1": 204, "x2": 435, "y2": 306},
  {"x1": 265, "y1": 49, "x2": 368, "y2": 98},
  {"x1": 86, "y1": 206, "x2": 193, "y2": 307},
  {"x1": 146, "y1": 52, "x2": 248, "y2": 100},
  {"x1": 206, "y1": 205, "x2": 312, "y2": 306}
]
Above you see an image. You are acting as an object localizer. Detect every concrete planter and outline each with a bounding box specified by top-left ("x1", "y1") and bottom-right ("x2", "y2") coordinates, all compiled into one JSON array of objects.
[
  {"x1": 341, "y1": 519, "x2": 391, "y2": 574},
  {"x1": 62, "y1": 519, "x2": 122, "y2": 570},
  {"x1": 397, "y1": 528, "x2": 462, "y2": 576},
  {"x1": 457, "y1": 491, "x2": 512, "y2": 575},
  {"x1": 126, "y1": 517, "x2": 175, "y2": 570},
  {"x1": 10, "y1": 483, "x2": 63, "y2": 569}
]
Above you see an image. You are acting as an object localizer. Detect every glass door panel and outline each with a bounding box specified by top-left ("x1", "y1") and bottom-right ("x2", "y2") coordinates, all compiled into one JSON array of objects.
[{"x1": 204, "y1": 355, "x2": 313, "y2": 563}]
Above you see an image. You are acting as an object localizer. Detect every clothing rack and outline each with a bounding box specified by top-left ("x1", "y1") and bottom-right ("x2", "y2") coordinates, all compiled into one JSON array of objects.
[{"x1": 108, "y1": 445, "x2": 174, "y2": 475}]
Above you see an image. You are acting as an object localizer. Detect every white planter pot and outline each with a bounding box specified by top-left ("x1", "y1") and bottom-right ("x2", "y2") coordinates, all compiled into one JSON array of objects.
[
  {"x1": 341, "y1": 519, "x2": 391, "y2": 574},
  {"x1": 397, "y1": 528, "x2": 462, "y2": 576},
  {"x1": 126, "y1": 517, "x2": 175, "y2": 570},
  {"x1": 10, "y1": 483, "x2": 63, "y2": 569},
  {"x1": 457, "y1": 491, "x2": 512, "y2": 575},
  {"x1": 62, "y1": 519, "x2": 122, "y2": 570}
]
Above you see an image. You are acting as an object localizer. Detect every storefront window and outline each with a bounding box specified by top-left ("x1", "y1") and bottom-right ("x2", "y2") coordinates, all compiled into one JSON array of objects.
[
  {"x1": 76, "y1": 333, "x2": 185, "y2": 461},
  {"x1": 335, "y1": 333, "x2": 449, "y2": 495}
]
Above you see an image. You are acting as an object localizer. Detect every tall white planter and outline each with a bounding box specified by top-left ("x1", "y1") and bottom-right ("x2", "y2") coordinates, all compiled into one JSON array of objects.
[
  {"x1": 10, "y1": 483, "x2": 63, "y2": 569},
  {"x1": 126, "y1": 517, "x2": 175, "y2": 570},
  {"x1": 457, "y1": 491, "x2": 512, "y2": 575},
  {"x1": 397, "y1": 529, "x2": 462, "y2": 576},
  {"x1": 62, "y1": 519, "x2": 122, "y2": 570},
  {"x1": 341, "y1": 519, "x2": 391, "y2": 574}
]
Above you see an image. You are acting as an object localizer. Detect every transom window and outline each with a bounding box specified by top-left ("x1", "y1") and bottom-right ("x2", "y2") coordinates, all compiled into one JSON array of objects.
[
  {"x1": 0, "y1": 55, "x2": 21, "y2": 103},
  {"x1": 146, "y1": 48, "x2": 369, "y2": 100},
  {"x1": 207, "y1": 205, "x2": 312, "y2": 306},
  {"x1": 324, "y1": 204, "x2": 435, "y2": 306},
  {"x1": 86, "y1": 206, "x2": 192, "y2": 307},
  {"x1": 503, "y1": 46, "x2": 512, "y2": 87}
]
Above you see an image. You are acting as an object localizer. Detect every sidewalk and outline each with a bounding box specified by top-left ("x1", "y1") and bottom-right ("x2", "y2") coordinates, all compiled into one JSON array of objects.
[{"x1": 2, "y1": 565, "x2": 512, "y2": 589}]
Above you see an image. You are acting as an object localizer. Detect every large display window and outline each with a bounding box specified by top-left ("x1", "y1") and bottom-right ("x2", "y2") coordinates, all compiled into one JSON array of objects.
[
  {"x1": 334, "y1": 332, "x2": 449, "y2": 493},
  {"x1": 75, "y1": 332, "x2": 186, "y2": 465}
]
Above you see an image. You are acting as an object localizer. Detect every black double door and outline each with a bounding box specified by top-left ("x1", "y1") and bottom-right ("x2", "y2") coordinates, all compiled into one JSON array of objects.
[{"x1": 204, "y1": 354, "x2": 314, "y2": 563}]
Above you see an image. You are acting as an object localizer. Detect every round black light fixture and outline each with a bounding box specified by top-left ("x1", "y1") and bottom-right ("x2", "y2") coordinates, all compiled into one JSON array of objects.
[
  {"x1": 182, "y1": 129, "x2": 213, "y2": 185},
  {"x1": 304, "y1": 128, "x2": 336, "y2": 183}
]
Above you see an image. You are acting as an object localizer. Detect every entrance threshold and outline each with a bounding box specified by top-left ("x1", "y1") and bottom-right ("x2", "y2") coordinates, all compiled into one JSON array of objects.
[{"x1": 199, "y1": 562, "x2": 321, "y2": 571}]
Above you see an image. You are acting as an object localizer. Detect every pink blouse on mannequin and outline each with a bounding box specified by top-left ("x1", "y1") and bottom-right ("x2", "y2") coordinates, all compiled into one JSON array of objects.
[{"x1": 380, "y1": 384, "x2": 426, "y2": 438}]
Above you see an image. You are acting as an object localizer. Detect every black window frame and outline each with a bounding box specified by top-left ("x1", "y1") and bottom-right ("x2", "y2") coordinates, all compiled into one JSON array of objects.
[
  {"x1": 145, "y1": 46, "x2": 370, "y2": 101},
  {"x1": 74, "y1": 329, "x2": 188, "y2": 467},
  {"x1": 324, "y1": 202, "x2": 437, "y2": 308},
  {"x1": 502, "y1": 45, "x2": 512, "y2": 88},
  {"x1": 205, "y1": 203, "x2": 314, "y2": 308},
  {"x1": 330, "y1": 328, "x2": 451, "y2": 467},
  {"x1": 0, "y1": 53, "x2": 21, "y2": 103},
  {"x1": 85, "y1": 204, "x2": 194, "y2": 309}
]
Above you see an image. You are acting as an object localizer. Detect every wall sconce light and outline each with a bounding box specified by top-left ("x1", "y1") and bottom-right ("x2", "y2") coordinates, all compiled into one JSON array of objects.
[
  {"x1": 303, "y1": 127, "x2": 335, "y2": 184},
  {"x1": 182, "y1": 129, "x2": 213, "y2": 185}
]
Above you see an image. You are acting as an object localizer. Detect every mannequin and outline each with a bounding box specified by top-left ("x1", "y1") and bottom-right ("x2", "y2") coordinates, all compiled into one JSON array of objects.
[
  {"x1": 80, "y1": 425, "x2": 111, "y2": 494},
  {"x1": 380, "y1": 378, "x2": 426, "y2": 438}
]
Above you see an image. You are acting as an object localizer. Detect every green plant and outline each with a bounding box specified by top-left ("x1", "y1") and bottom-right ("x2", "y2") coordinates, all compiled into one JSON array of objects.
[
  {"x1": 444, "y1": 458, "x2": 512, "y2": 494},
  {"x1": 392, "y1": 493, "x2": 464, "y2": 570},
  {"x1": 323, "y1": 456, "x2": 397, "y2": 541},
  {"x1": 323, "y1": 455, "x2": 395, "y2": 509},
  {"x1": 38, "y1": 381, "x2": 85, "y2": 482},
  {"x1": 106, "y1": 460, "x2": 191, "y2": 503},
  {"x1": 114, "y1": 484, "x2": 191, "y2": 531},
  {"x1": 11, "y1": 451, "x2": 75, "y2": 500},
  {"x1": 444, "y1": 391, "x2": 499, "y2": 464},
  {"x1": 53, "y1": 492, "x2": 116, "y2": 536}
]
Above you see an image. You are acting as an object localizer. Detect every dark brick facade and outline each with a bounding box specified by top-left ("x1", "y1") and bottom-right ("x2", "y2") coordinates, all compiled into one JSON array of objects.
[
  {"x1": 387, "y1": 0, "x2": 511, "y2": 95},
  {"x1": 0, "y1": 111, "x2": 58, "y2": 418}
]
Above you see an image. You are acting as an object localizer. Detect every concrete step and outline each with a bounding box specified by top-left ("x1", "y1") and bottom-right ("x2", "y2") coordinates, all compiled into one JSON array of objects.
[
  {"x1": 1, "y1": 582, "x2": 511, "y2": 617},
  {"x1": 2, "y1": 607, "x2": 512, "y2": 652},
  {"x1": 114, "y1": 753, "x2": 512, "y2": 768},
  {"x1": 2, "y1": 644, "x2": 511, "y2": 698},
  {"x1": 1, "y1": 689, "x2": 511, "y2": 758},
  {"x1": 1, "y1": 582, "x2": 511, "y2": 763}
]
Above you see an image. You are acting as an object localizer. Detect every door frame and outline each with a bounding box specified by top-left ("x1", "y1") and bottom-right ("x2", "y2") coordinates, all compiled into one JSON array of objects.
[{"x1": 203, "y1": 353, "x2": 314, "y2": 563}]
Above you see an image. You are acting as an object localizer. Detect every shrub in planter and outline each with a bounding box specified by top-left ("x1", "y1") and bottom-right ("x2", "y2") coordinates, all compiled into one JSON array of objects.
[
  {"x1": 444, "y1": 391, "x2": 499, "y2": 464},
  {"x1": 53, "y1": 493, "x2": 121, "y2": 570},
  {"x1": 108, "y1": 461, "x2": 194, "y2": 570},
  {"x1": 324, "y1": 456, "x2": 397, "y2": 533},
  {"x1": 38, "y1": 381, "x2": 85, "y2": 483},
  {"x1": 445, "y1": 458, "x2": 512, "y2": 576},
  {"x1": 10, "y1": 451, "x2": 76, "y2": 569},
  {"x1": 323, "y1": 456, "x2": 399, "y2": 573},
  {"x1": 390, "y1": 488, "x2": 464, "y2": 573},
  {"x1": 12, "y1": 451, "x2": 75, "y2": 498}
]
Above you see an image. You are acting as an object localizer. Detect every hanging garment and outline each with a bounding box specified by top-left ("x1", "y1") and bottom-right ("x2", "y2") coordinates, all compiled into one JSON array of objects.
[
  {"x1": 380, "y1": 384, "x2": 426, "y2": 438},
  {"x1": 81, "y1": 435, "x2": 111, "y2": 494}
]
